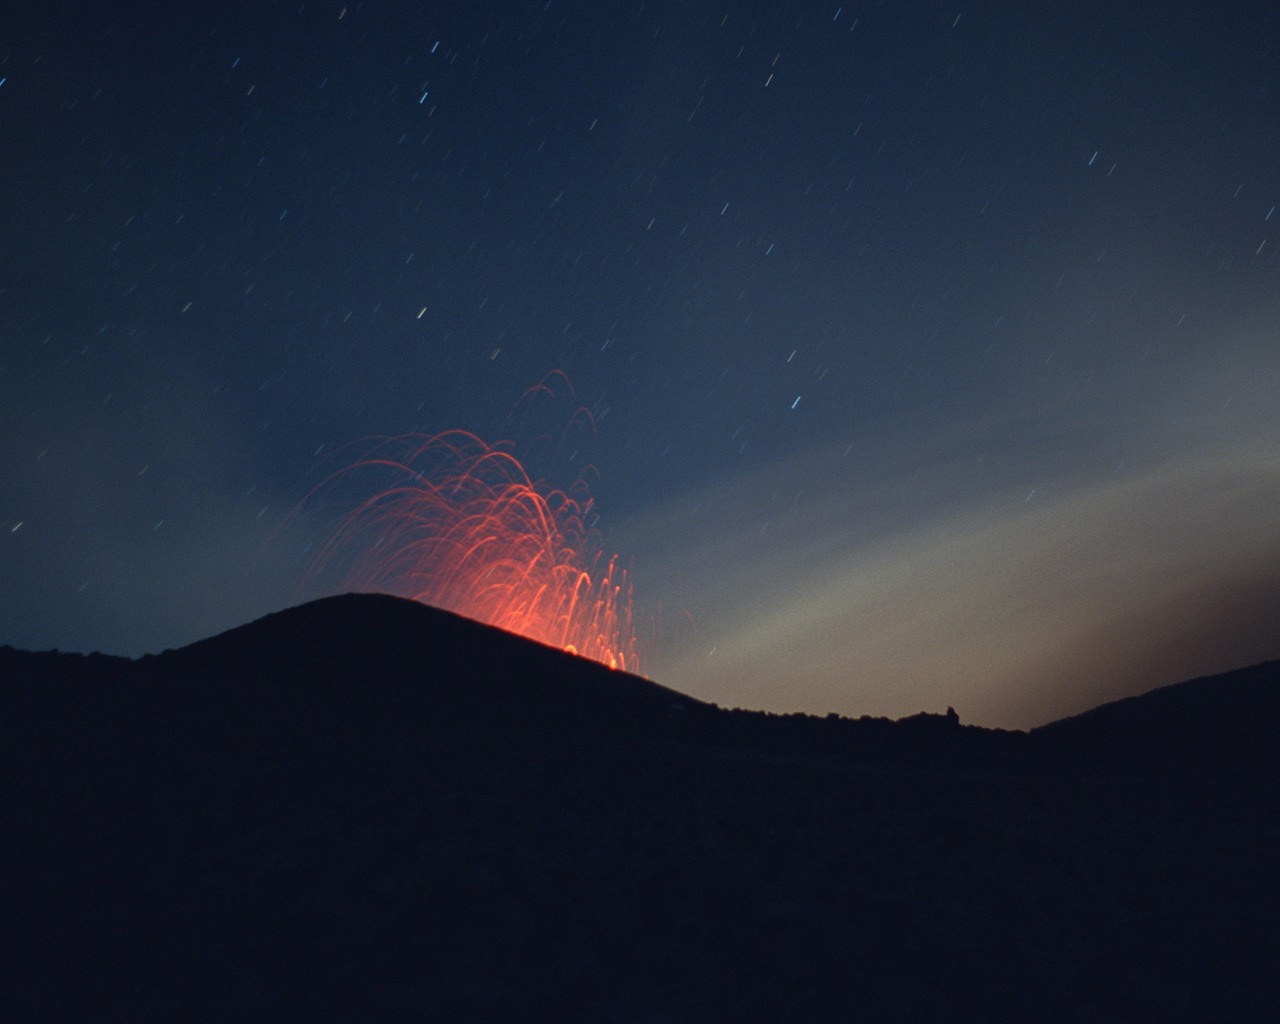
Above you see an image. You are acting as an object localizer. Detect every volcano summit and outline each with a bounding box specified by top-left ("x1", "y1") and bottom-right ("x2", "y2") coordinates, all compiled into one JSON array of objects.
[{"x1": 4, "y1": 594, "x2": 1278, "y2": 1022}]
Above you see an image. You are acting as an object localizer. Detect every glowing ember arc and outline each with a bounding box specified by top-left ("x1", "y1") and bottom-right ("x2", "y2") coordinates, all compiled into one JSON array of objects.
[{"x1": 303, "y1": 431, "x2": 640, "y2": 673}]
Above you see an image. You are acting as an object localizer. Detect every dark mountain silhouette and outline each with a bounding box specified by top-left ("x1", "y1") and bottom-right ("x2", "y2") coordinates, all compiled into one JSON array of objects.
[
  {"x1": 4, "y1": 594, "x2": 1278, "y2": 1022},
  {"x1": 1033, "y1": 659, "x2": 1280, "y2": 770}
]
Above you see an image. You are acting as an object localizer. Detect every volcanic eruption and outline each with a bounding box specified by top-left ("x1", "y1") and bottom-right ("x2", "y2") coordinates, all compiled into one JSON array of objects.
[{"x1": 301, "y1": 428, "x2": 640, "y2": 673}]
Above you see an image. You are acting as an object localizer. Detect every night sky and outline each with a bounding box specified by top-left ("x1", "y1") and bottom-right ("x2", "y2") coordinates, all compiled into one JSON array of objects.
[{"x1": 4, "y1": 1, "x2": 1279, "y2": 728}]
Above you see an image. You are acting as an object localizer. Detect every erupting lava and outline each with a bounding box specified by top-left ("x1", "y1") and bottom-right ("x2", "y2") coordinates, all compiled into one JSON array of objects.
[{"x1": 304, "y1": 430, "x2": 640, "y2": 673}]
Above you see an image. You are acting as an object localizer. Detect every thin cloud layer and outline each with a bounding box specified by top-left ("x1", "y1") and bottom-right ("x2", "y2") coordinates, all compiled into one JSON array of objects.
[{"x1": 626, "y1": 375, "x2": 1280, "y2": 729}]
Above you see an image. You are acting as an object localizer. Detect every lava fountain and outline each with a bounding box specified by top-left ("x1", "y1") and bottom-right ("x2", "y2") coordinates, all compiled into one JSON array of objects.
[{"x1": 302, "y1": 430, "x2": 640, "y2": 673}]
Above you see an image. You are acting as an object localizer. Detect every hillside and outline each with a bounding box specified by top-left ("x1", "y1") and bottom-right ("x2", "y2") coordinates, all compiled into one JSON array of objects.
[
  {"x1": 4, "y1": 595, "x2": 1278, "y2": 1022},
  {"x1": 1033, "y1": 659, "x2": 1280, "y2": 769}
]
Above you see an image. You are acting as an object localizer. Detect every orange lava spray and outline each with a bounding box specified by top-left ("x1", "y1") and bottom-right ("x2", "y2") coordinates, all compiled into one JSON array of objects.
[{"x1": 302, "y1": 430, "x2": 639, "y2": 673}]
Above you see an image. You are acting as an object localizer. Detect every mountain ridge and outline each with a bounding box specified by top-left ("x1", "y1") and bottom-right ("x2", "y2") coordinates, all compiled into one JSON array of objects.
[
  {"x1": 4, "y1": 593, "x2": 1278, "y2": 1022},
  {"x1": 1032, "y1": 658, "x2": 1280, "y2": 767},
  {"x1": 9, "y1": 590, "x2": 1276, "y2": 735}
]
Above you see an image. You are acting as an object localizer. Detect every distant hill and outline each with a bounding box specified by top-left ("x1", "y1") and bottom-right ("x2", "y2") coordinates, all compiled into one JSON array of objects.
[
  {"x1": 1034, "y1": 659, "x2": 1280, "y2": 769},
  {"x1": 3, "y1": 594, "x2": 1278, "y2": 1022}
]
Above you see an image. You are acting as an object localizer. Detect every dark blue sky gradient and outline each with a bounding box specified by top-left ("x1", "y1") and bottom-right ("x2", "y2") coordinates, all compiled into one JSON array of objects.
[{"x1": 3, "y1": 1, "x2": 1278, "y2": 726}]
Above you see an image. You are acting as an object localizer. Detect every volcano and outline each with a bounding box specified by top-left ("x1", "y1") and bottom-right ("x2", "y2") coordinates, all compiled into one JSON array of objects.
[{"x1": 4, "y1": 594, "x2": 1278, "y2": 1022}]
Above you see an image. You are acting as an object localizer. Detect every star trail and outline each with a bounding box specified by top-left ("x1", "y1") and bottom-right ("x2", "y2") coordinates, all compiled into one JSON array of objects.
[{"x1": 2, "y1": 1, "x2": 1277, "y2": 726}]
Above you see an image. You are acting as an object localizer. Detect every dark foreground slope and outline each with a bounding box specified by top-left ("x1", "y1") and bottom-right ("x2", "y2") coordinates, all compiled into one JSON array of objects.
[
  {"x1": 1034, "y1": 659, "x2": 1280, "y2": 769},
  {"x1": 3, "y1": 594, "x2": 1278, "y2": 1023}
]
